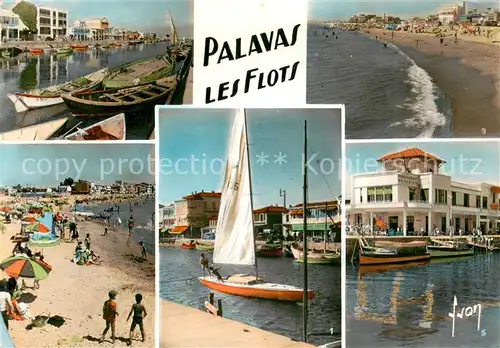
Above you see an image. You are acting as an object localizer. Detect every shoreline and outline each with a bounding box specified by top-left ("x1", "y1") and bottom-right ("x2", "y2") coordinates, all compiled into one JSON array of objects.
[
  {"x1": 0, "y1": 206, "x2": 155, "y2": 347},
  {"x1": 361, "y1": 29, "x2": 500, "y2": 137}
]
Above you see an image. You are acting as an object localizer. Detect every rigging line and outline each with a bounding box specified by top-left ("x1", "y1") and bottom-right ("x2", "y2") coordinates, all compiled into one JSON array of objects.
[{"x1": 307, "y1": 143, "x2": 337, "y2": 199}]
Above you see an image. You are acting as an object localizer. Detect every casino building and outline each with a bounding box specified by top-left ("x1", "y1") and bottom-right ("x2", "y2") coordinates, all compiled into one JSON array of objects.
[{"x1": 346, "y1": 148, "x2": 500, "y2": 235}]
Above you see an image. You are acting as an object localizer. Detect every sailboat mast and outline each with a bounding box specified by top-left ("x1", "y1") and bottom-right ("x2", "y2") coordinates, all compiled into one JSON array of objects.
[
  {"x1": 302, "y1": 120, "x2": 309, "y2": 343},
  {"x1": 243, "y1": 109, "x2": 259, "y2": 279}
]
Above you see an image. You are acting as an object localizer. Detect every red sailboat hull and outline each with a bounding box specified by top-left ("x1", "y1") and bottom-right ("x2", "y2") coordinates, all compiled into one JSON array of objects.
[
  {"x1": 199, "y1": 277, "x2": 314, "y2": 302},
  {"x1": 256, "y1": 248, "x2": 283, "y2": 257}
]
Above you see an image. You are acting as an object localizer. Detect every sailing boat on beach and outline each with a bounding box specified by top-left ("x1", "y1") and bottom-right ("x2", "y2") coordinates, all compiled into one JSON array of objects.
[{"x1": 198, "y1": 109, "x2": 315, "y2": 302}]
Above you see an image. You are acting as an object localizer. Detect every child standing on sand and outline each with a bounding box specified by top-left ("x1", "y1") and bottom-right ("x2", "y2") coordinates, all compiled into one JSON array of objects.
[
  {"x1": 84, "y1": 233, "x2": 91, "y2": 250},
  {"x1": 139, "y1": 241, "x2": 147, "y2": 260},
  {"x1": 127, "y1": 293, "x2": 147, "y2": 344},
  {"x1": 100, "y1": 290, "x2": 118, "y2": 344}
]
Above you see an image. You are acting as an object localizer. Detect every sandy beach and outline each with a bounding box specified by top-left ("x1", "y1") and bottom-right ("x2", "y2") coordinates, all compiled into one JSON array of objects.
[
  {"x1": 0, "y1": 202, "x2": 155, "y2": 347},
  {"x1": 363, "y1": 28, "x2": 500, "y2": 137}
]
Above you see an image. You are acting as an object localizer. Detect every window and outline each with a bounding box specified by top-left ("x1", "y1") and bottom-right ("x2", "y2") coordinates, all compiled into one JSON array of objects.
[
  {"x1": 476, "y1": 196, "x2": 481, "y2": 208},
  {"x1": 482, "y1": 196, "x2": 488, "y2": 209},
  {"x1": 367, "y1": 187, "x2": 375, "y2": 202},
  {"x1": 494, "y1": 193, "x2": 497, "y2": 203},
  {"x1": 409, "y1": 188, "x2": 416, "y2": 201},
  {"x1": 452, "y1": 191, "x2": 456, "y2": 206},
  {"x1": 421, "y1": 189, "x2": 428, "y2": 202},
  {"x1": 435, "y1": 189, "x2": 447, "y2": 204},
  {"x1": 367, "y1": 186, "x2": 392, "y2": 202},
  {"x1": 464, "y1": 193, "x2": 469, "y2": 207}
]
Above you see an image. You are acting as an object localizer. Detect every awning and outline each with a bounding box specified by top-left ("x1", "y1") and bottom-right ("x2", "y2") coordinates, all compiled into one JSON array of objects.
[
  {"x1": 170, "y1": 225, "x2": 189, "y2": 234},
  {"x1": 491, "y1": 186, "x2": 500, "y2": 194}
]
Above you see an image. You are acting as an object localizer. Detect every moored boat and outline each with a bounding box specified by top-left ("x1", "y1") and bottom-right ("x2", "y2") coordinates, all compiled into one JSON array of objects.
[
  {"x1": 357, "y1": 236, "x2": 430, "y2": 265},
  {"x1": 290, "y1": 243, "x2": 340, "y2": 264},
  {"x1": 56, "y1": 47, "x2": 73, "y2": 55},
  {"x1": 71, "y1": 44, "x2": 88, "y2": 50},
  {"x1": 195, "y1": 244, "x2": 214, "y2": 252},
  {"x1": 181, "y1": 241, "x2": 197, "y2": 249},
  {"x1": 58, "y1": 113, "x2": 126, "y2": 141},
  {"x1": 29, "y1": 48, "x2": 44, "y2": 55},
  {"x1": 256, "y1": 243, "x2": 283, "y2": 257},
  {"x1": 7, "y1": 68, "x2": 108, "y2": 113},
  {"x1": 61, "y1": 76, "x2": 177, "y2": 117},
  {"x1": 427, "y1": 238, "x2": 473, "y2": 258},
  {"x1": 102, "y1": 54, "x2": 175, "y2": 89}
]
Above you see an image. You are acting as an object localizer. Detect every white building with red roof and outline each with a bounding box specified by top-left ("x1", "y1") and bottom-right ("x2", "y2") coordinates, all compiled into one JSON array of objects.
[{"x1": 346, "y1": 148, "x2": 500, "y2": 235}]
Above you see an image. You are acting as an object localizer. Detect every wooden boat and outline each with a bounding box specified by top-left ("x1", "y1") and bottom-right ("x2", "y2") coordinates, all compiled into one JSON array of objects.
[
  {"x1": 359, "y1": 260, "x2": 430, "y2": 275},
  {"x1": 427, "y1": 238, "x2": 473, "y2": 258},
  {"x1": 181, "y1": 242, "x2": 197, "y2": 250},
  {"x1": 7, "y1": 68, "x2": 107, "y2": 113},
  {"x1": 256, "y1": 244, "x2": 282, "y2": 257},
  {"x1": 358, "y1": 236, "x2": 430, "y2": 265},
  {"x1": 195, "y1": 244, "x2": 214, "y2": 252},
  {"x1": 29, "y1": 48, "x2": 44, "y2": 55},
  {"x1": 113, "y1": 42, "x2": 123, "y2": 47},
  {"x1": 71, "y1": 44, "x2": 88, "y2": 50},
  {"x1": 199, "y1": 274, "x2": 314, "y2": 302},
  {"x1": 61, "y1": 77, "x2": 177, "y2": 117},
  {"x1": 1, "y1": 118, "x2": 68, "y2": 141},
  {"x1": 199, "y1": 109, "x2": 313, "y2": 302},
  {"x1": 102, "y1": 53, "x2": 175, "y2": 89},
  {"x1": 290, "y1": 243, "x2": 339, "y2": 264},
  {"x1": 101, "y1": 44, "x2": 112, "y2": 49},
  {"x1": 59, "y1": 113, "x2": 126, "y2": 141},
  {"x1": 56, "y1": 47, "x2": 73, "y2": 55}
]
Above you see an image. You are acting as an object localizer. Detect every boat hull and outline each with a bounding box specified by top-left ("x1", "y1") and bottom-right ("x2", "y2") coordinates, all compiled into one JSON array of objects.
[
  {"x1": 181, "y1": 243, "x2": 196, "y2": 250},
  {"x1": 359, "y1": 253, "x2": 430, "y2": 265},
  {"x1": 195, "y1": 244, "x2": 214, "y2": 252},
  {"x1": 8, "y1": 93, "x2": 63, "y2": 113},
  {"x1": 297, "y1": 255, "x2": 341, "y2": 264},
  {"x1": 256, "y1": 247, "x2": 283, "y2": 257},
  {"x1": 199, "y1": 277, "x2": 314, "y2": 302},
  {"x1": 428, "y1": 248, "x2": 473, "y2": 258},
  {"x1": 63, "y1": 113, "x2": 126, "y2": 141}
]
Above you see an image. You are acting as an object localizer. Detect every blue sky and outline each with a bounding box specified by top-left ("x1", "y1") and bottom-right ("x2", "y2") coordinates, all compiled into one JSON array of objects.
[
  {"x1": 346, "y1": 142, "x2": 500, "y2": 185},
  {"x1": 0, "y1": 144, "x2": 154, "y2": 187},
  {"x1": 4, "y1": 0, "x2": 193, "y2": 35},
  {"x1": 308, "y1": 0, "x2": 497, "y2": 20},
  {"x1": 158, "y1": 108, "x2": 342, "y2": 207}
]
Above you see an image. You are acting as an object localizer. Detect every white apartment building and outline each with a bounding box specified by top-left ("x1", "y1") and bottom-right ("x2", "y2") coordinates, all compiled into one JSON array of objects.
[
  {"x1": 36, "y1": 5, "x2": 68, "y2": 39},
  {"x1": 159, "y1": 203, "x2": 175, "y2": 230},
  {"x1": 437, "y1": 3, "x2": 465, "y2": 24},
  {"x1": 346, "y1": 148, "x2": 500, "y2": 235},
  {"x1": 283, "y1": 200, "x2": 340, "y2": 236},
  {"x1": 0, "y1": 8, "x2": 27, "y2": 41}
]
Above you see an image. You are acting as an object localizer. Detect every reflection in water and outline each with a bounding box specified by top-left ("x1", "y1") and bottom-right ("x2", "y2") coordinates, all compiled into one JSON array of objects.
[
  {"x1": 0, "y1": 43, "x2": 169, "y2": 135},
  {"x1": 347, "y1": 254, "x2": 500, "y2": 347}
]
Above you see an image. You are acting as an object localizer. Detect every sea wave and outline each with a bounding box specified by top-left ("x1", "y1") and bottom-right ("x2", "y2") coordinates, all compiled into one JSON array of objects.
[{"x1": 388, "y1": 42, "x2": 447, "y2": 137}]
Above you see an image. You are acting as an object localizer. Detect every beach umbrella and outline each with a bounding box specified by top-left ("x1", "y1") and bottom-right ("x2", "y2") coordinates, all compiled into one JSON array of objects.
[
  {"x1": 0, "y1": 207, "x2": 12, "y2": 212},
  {"x1": 0, "y1": 256, "x2": 52, "y2": 280},
  {"x1": 26, "y1": 222, "x2": 50, "y2": 233}
]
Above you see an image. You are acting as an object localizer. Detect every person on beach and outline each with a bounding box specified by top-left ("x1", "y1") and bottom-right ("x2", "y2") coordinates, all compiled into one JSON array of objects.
[
  {"x1": 103, "y1": 227, "x2": 108, "y2": 236},
  {"x1": 139, "y1": 241, "x2": 147, "y2": 260},
  {"x1": 0, "y1": 283, "x2": 14, "y2": 329},
  {"x1": 100, "y1": 290, "x2": 118, "y2": 344},
  {"x1": 127, "y1": 293, "x2": 147, "y2": 344},
  {"x1": 84, "y1": 233, "x2": 91, "y2": 250},
  {"x1": 127, "y1": 216, "x2": 135, "y2": 246}
]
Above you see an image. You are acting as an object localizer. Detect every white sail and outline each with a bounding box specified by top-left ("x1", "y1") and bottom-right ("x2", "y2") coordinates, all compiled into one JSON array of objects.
[{"x1": 213, "y1": 109, "x2": 255, "y2": 265}]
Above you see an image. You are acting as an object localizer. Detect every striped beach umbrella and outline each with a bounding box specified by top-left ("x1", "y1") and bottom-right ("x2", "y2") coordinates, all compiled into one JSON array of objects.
[
  {"x1": 0, "y1": 256, "x2": 52, "y2": 280},
  {"x1": 26, "y1": 222, "x2": 50, "y2": 233}
]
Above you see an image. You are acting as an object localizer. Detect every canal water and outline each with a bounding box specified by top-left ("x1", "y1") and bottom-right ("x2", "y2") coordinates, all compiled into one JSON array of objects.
[
  {"x1": 160, "y1": 247, "x2": 342, "y2": 346},
  {"x1": 0, "y1": 43, "x2": 169, "y2": 138},
  {"x1": 346, "y1": 253, "x2": 500, "y2": 347}
]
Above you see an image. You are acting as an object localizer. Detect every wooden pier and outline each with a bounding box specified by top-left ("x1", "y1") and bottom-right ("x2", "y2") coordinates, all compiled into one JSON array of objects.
[{"x1": 162, "y1": 300, "x2": 316, "y2": 347}]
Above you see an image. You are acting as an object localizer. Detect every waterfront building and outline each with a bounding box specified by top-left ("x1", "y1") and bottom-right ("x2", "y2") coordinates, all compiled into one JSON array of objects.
[
  {"x1": 159, "y1": 203, "x2": 176, "y2": 230},
  {"x1": 254, "y1": 205, "x2": 288, "y2": 236},
  {"x1": 437, "y1": 3, "x2": 465, "y2": 24},
  {"x1": 82, "y1": 17, "x2": 111, "y2": 41},
  {"x1": 282, "y1": 200, "x2": 340, "y2": 237},
  {"x1": 0, "y1": 8, "x2": 27, "y2": 41},
  {"x1": 35, "y1": 5, "x2": 68, "y2": 39},
  {"x1": 69, "y1": 20, "x2": 90, "y2": 41},
  {"x1": 346, "y1": 148, "x2": 500, "y2": 235},
  {"x1": 172, "y1": 191, "x2": 222, "y2": 236}
]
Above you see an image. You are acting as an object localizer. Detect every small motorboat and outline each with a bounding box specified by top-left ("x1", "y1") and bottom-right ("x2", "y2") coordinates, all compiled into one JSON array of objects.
[
  {"x1": 29, "y1": 48, "x2": 44, "y2": 55},
  {"x1": 71, "y1": 44, "x2": 88, "y2": 50},
  {"x1": 195, "y1": 244, "x2": 214, "y2": 252},
  {"x1": 256, "y1": 244, "x2": 283, "y2": 257},
  {"x1": 181, "y1": 241, "x2": 197, "y2": 250}
]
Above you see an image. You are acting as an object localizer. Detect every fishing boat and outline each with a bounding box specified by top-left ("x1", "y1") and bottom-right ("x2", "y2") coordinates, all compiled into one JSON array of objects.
[
  {"x1": 29, "y1": 48, "x2": 44, "y2": 55},
  {"x1": 113, "y1": 42, "x2": 123, "y2": 47},
  {"x1": 198, "y1": 109, "x2": 314, "y2": 302},
  {"x1": 102, "y1": 54, "x2": 175, "y2": 89},
  {"x1": 101, "y1": 44, "x2": 112, "y2": 49},
  {"x1": 61, "y1": 76, "x2": 177, "y2": 117},
  {"x1": 71, "y1": 44, "x2": 88, "y2": 50},
  {"x1": 7, "y1": 68, "x2": 107, "y2": 113},
  {"x1": 195, "y1": 244, "x2": 214, "y2": 252},
  {"x1": 357, "y1": 236, "x2": 430, "y2": 265},
  {"x1": 467, "y1": 236, "x2": 500, "y2": 252},
  {"x1": 56, "y1": 47, "x2": 73, "y2": 55},
  {"x1": 359, "y1": 260, "x2": 430, "y2": 275},
  {"x1": 255, "y1": 243, "x2": 283, "y2": 257},
  {"x1": 427, "y1": 238, "x2": 473, "y2": 258},
  {"x1": 290, "y1": 243, "x2": 340, "y2": 264},
  {"x1": 57, "y1": 113, "x2": 126, "y2": 141},
  {"x1": 181, "y1": 241, "x2": 197, "y2": 249}
]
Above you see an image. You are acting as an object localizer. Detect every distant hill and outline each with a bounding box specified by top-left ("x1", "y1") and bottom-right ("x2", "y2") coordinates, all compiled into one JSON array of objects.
[{"x1": 12, "y1": 0, "x2": 37, "y2": 32}]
